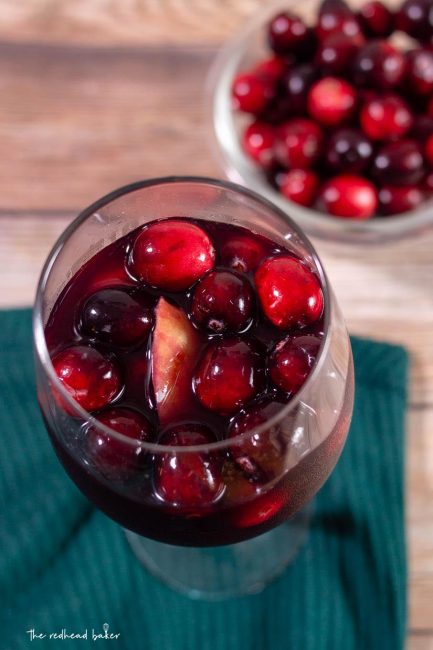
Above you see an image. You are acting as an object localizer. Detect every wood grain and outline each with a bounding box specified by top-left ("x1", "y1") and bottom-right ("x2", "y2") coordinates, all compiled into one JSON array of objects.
[{"x1": 1, "y1": 0, "x2": 432, "y2": 644}]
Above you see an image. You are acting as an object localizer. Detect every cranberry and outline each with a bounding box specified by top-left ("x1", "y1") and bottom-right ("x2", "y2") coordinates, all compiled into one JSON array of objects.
[
  {"x1": 279, "y1": 64, "x2": 317, "y2": 115},
  {"x1": 219, "y1": 234, "x2": 268, "y2": 273},
  {"x1": 405, "y1": 49, "x2": 433, "y2": 95},
  {"x1": 423, "y1": 171, "x2": 433, "y2": 191},
  {"x1": 191, "y1": 270, "x2": 254, "y2": 333},
  {"x1": 130, "y1": 220, "x2": 215, "y2": 292},
  {"x1": 80, "y1": 288, "x2": 153, "y2": 346},
  {"x1": 87, "y1": 408, "x2": 152, "y2": 475},
  {"x1": 308, "y1": 77, "x2": 357, "y2": 126},
  {"x1": 193, "y1": 338, "x2": 263, "y2": 415},
  {"x1": 316, "y1": 0, "x2": 363, "y2": 42},
  {"x1": 378, "y1": 185, "x2": 424, "y2": 215},
  {"x1": 315, "y1": 33, "x2": 361, "y2": 76},
  {"x1": 275, "y1": 118, "x2": 323, "y2": 169},
  {"x1": 269, "y1": 335, "x2": 321, "y2": 395},
  {"x1": 280, "y1": 169, "x2": 319, "y2": 207},
  {"x1": 371, "y1": 140, "x2": 425, "y2": 185},
  {"x1": 242, "y1": 121, "x2": 275, "y2": 167},
  {"x1": 426, "y1": 133, "x2": 433, "y2": 166},
  {"x1": 358, "y1": 1, "x2": 394, "y2": 37},
  {"x1": 228, "y1": 400, "x2": 288, "y2": 482},
  {"x1": 360, "y1": 95, "x2": 413, "y2": 141},
  {"x1": 231, "y1": 72, "x2": 274, "y2": 114},
  {"x1": 53, "y1": 346, "x2": 120, "y2": 411},
  {"x1": 235, "y1": 488, "x2": 287, "y2": 528},
  {"x1": 154, "y1": 426, "x2": 224, "y2": 511},
  {"x1": 318, "y1": 175, "x2": 378, "y2": 219},
  {"x1": 325, "y1": 128, "x2": 373, "y2": 173},
  {"x1": 255, "y1": 256, "x2": 324, "y2": 329},
  {"x1": 395, "y1": 0, "x2": 433, "y2": 43},
  {"x1": 267, "y1": 12, "x2": 309, "y2": 55},
  {"x1": 353, "y1": 41, "x2": 406, "y2": 89},
  {"x1": 254, "y1": 56, "x2": 288, "y2": 82}
]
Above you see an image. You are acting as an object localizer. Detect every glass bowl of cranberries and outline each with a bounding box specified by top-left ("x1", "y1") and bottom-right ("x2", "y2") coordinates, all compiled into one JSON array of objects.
[
  {"x1": 209, "y1": 0, "x2": 433, "y2": 243},
  {"x1": 33, "y1": 176, "x2": 354, "y2": 598}
]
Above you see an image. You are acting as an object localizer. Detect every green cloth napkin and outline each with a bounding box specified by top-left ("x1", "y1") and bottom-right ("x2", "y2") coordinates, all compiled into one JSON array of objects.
[{"x1": 1, "y1": 309, "x2": 408, "y2": 650}]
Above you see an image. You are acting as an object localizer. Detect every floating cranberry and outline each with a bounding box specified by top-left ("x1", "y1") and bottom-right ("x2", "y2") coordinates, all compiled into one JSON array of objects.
[
  {"x1": 316, "y1": 0, "x2": 362, "y2": 42},
  {"x1": 353, "y1": 41, "x2": 406, "y2": 89},
  {"x1": 267, "y1": 12, "x2": 309, "y2": 55},
  {"x1": 154, "y1": 426, "x2": 224, "y2": 511},
  {"x1": 193, "y1": 338, "x2": 263, "y2": 415},
  {"x1": 279, "y1": 64, "x2": 317, "y2": 115},
  {"x1": 395, "y1": 0, "x2": 433, "y2": 43},
  {"x1": 405, "y1": 49, "x2": 433, "y2": 95},
  {"x1": 280, "y1": 169, "x2": 319, "y2": 206},
  {"x1": 360, "y1": 95, "x2": 413, "y2": 141},
  {"x1": 371, "y1": 140, "x2": 424, "y2": 185},
  {"x1": 234, "y1": 487, "x2": 287, "y2": 528},
  {"x1": 275, "y1": 118, "x2": 323, "y2": 169},
  {"x1": 53, "y1": 346, "x2": 120, "y2": 411},
  {"x1": 318, "y1": 175, "x2": 378, "y2": 219},
  {"x1": 130, "y1": 220, "x2": 215, "y2": 292},
  {"x1": 308, "y1": 77, "x2": 357, "y2": 126},
  {"x1": 378, "y1": 185, "x2": 424, "y2": 215},
  {"x1": 255, "y1": 256, "x2": 324, "y2": 329},
  {"x1": 231, "y1": 72, "x2": 274, "y2": 114},
  {"x1": 219, "y1": 234, "x2": 268, "y2": 273},
  {"x1": 191, "y1": 270, "x2": 254, "y2": 333},
  {"x1": 229, "y1": 400, "x2": 288, "y2": 482},
  {"x1": 80, "y1": 288, "x2": 153, "y2": 346},
  {"x1": 242, "y1": 121, "x2": 275, "y2": 167},
  {"x1": 325, "y1": 128, "x2": 373, "y2": 173},
  {"x1": 87, "y1": 408, "x2": 152, "y2": 474},
  {"x1": 315, "y1": 33, "x2": 360, "y2": 76},
  {"x1": 269, "y1": 335, "x2": 321, "y2": 395},
  {"x1": 358, "y1": 1, "x2": 394, "y2": 37}
]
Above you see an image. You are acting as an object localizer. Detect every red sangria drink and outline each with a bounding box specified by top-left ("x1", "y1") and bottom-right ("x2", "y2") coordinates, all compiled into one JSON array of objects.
[{"x1": 34, "y1": 178, "x2": 354, "y2": 597}]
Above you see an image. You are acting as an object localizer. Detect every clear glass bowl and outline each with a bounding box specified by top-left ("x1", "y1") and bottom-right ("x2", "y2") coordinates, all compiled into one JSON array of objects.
[
  {"x1": 33, "y1": 176, "x2": 354, "y2": 598},
  {"x1": 208, "y1": 0, "x2": 433, "y2": 244}
]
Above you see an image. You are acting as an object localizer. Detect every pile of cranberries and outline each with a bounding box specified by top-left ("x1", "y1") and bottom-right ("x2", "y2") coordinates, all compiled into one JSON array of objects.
[
  {"x1": 48, "y1": 218, "x2": 324, "y2": 514},
  {"x1": 232, "y1": 0, "x2": 433, "y2": 219}
]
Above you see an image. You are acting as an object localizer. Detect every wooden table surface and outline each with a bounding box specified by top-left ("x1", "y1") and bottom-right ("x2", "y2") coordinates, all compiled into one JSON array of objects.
[{"x1": 1, "y1": 1, "x2": 432, "y2": 647}]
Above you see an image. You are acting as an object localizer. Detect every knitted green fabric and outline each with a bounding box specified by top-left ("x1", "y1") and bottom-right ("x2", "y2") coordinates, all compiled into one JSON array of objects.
[{"x1": 1, "y1": 309, "x2": 408, "y2": 650}]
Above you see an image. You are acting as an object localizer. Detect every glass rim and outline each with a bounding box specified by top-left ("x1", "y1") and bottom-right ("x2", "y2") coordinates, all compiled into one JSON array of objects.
[{"x1": 33, "y1": 175, "x2": 332, "y2": 453}]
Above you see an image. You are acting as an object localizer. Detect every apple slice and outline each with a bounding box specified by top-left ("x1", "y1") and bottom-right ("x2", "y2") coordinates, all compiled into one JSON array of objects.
[{"x1": 151, "y1": 298, "x2": 201, "y2": 426}]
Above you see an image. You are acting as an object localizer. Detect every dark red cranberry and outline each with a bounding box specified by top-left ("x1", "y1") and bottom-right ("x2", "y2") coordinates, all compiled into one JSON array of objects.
[
  {"x1": 234, "y1": 488, "x2": 286, "y2": 528},
  {"x1": 426, "y1": 133, "x2": 433, "y2": 166},
  {"x1": 360, "y1": 95, "x2": 413, "y2": 141},
  {"x1": 191, "y1": 270, "x2": 254, "y2": 333},
  {"x1": 316, "y1": 0, "x2": 363, "y2": 42},
  {"x1": 254, "y1": 56, "x2": 288, "y2": 81},
  {"x1": 255, "y1": 256, "x2": 324, "y2": 329},
  {"x1": 80, "y1": 288, "x2": 153, "y2": 346},
  {"x1": 279, "y1": 64, "x2": 317, "y2": 115},
  {"x1": 358, "y1": 1, "x2": 394, "y2": 37},
  {"x1": 325, "y1": 128, "x2": 373, "y2": 173},
  {"x1": 428, "y1": 96, "x2": 433, "y2": 117},
  {"x1": 315, "y1": 33, "x2": 361, "y2": 76},
  {"x1": 395, "y1": 0, "x2": 433, "y2": 43},
  {"x1": 353, "y1": 41, "x2": 406, "y2": 89},
  {"x1": 231, "y1": 72, "x2": 274, "y2": 114},
  {"x1": 411, "y1": 114, "x2": 433, "y2": 141},
  {"x1": 275, "y1": 118, "x2": 323, "y2": 169},
  {"x1": 242, "y1": 121, "x2": 275, "y2": 167},
  {"x1": 228, "y1": 400, "x2": 288, "y2": 482},
  {"x1": 317, "y1": 175, "x2": 378, "y2": 219},
  {"x1": 219, "y1": 234, "x2": 268, "y2": 273},
  {"x1": 269, "y1": 335, "x2": 321, "y2": 395},
  {"x1": 193, "y1": 338, "x2": 264, "y2": 415},
  {"x1": 154, "y1": 426, "x2": 224, "y2": 511},
  {"x1": 423, "y1": 171, "x2": 433, "y2": 192},
  {"x1": 53, "y1": 346, "x2": 120, "y2": 411},
  {"x1": 130, "y1": 220, "x2": 215, "y2": 292},
  {"x1": 267, "y1": 12, "x2": 309, "y2": 55},
  {"x1": 280, "y1": 169, "x2": 319, "y2": 207},
  {"x1": 371, "y1": 140, "x2": 425, "y2": 185},
  {"x1": 87, "y1": 408, "x2": 152, "y2": 475},
  {"x1": 405, "y1": 49, "x2": 433, "y2": 95},
  {"x1": 378, "y1": 185, "x2": 424, "y2": 215},
  {"x1": 308, "y1": 77, "x2": 357, "y2": 126}
]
